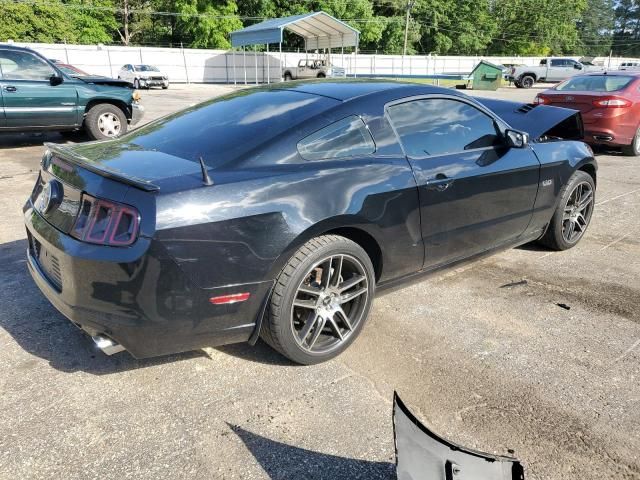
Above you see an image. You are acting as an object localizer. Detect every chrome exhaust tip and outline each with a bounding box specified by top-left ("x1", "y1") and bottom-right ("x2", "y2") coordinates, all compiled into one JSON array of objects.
[{"x1": 92, "y1": 335, "x2": 125, "y2": 355}]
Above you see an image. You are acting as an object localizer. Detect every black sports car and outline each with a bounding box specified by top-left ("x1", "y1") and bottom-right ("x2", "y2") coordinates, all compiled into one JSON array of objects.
[{"x1": 24, "y1": 81, "x2": 597, "y2": 364}]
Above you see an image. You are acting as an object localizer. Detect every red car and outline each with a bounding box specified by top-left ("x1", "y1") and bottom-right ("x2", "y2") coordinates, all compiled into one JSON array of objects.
[{"x1": 534, "y1": 72, "x2": 640, "y2": 155}]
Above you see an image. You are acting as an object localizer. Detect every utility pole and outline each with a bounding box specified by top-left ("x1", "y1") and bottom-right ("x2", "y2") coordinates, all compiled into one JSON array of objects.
[{"x1": 402, "y1": 1, "x2": 415, "y2": 75}]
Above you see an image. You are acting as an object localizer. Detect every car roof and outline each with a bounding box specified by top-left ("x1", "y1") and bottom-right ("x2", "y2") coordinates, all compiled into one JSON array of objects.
[
  {"x1": 280, "y1": 80, "x2": 454, "y2": 102},
  {"x1": 0, "y1": 44, "x2": 40, "y2": 53}
]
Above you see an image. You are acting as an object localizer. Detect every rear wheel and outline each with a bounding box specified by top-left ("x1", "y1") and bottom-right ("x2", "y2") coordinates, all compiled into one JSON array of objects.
[
  {"x1": 539, "y1": 170, "x2": 595, "y2": 250},
  {"x1": 317, "y1": 72, "x2": 326, "y2": 78},
  {"x1": 520, "y1": 75, "x2": 535, "y2": 88},
  {"x1": 261, "y1": 235, "x2": 375, "y2": 365},
  {"x1": 284, "y1": 72, "x2": 293, "y2": 81},
  {"x1": 133, "y1": 78, "x2": 140, "y2": 89},
  {"x1": 622, "y1": 127, "x2": 640, "y2": 156},
  {"x1": 84, "y1": 103, "x2": 128, "y2": 140}
]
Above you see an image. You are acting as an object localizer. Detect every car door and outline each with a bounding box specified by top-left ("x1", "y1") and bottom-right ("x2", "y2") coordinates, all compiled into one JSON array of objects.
[
  {"x1": 548, "y1": 59, "x2": 572, "y2": 81},
  {"x1": 0, "y1": 49, "x2": 78, "y2": 128},
  {"x1": 386, "y1": 96, "x2": 540, "y2": 269}
]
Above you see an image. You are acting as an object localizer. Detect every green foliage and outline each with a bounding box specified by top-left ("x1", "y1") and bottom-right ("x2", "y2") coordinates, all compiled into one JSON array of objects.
[
  {"x1": 174, "y1": 0, "x2": 242, "y2": 48},
  {"x1": 0, "y1": 0, "x2": 633, "y2": 57}
]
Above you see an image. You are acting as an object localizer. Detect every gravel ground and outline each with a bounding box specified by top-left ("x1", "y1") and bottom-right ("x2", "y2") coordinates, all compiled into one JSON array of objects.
[{"x1": 0, "y1": 83, "x2": 638, "y2": 480}]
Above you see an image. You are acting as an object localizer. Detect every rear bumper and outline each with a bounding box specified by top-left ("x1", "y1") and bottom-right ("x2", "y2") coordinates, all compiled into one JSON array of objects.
[
  {"x1": 581, "y1": 109, "x2": 637, "y2": 147},
  {"x1": 24, "y1": 204, "x2": 273, "y2": 358}
]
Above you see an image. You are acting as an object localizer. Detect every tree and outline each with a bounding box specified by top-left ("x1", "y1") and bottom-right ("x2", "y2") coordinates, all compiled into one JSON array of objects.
[
  {"x1": 66, "y1": 0, "x2": 119, "y2": 44},
  {"x1": 0, "y1": 0, "x2": 77, "y2": 42},
  {"x1": 174, "y1": 0, "x2": 242, "y2": 49},
  {"x1": 490, "y1": 0, "x2": 587, "y2": 55}
]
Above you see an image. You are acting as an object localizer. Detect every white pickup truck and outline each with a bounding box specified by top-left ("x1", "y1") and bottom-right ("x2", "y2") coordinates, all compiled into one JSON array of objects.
[
  {"x1": 508, "y1": 58, "x2": 602, "y2": 88},
  {"x1": 283, "y1": 59, "x2": 346, "y2": 81}
]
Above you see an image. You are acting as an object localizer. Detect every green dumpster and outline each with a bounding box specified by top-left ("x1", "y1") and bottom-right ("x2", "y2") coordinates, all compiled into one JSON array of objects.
[{"x1": 471, "y1": 60, "x2": 503, "y2": 91}]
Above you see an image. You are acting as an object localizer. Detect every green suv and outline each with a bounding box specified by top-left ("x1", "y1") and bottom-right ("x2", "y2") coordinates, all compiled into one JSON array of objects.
[{"x1": 0, "y1": 45, "x2": 143, "y2": 139}]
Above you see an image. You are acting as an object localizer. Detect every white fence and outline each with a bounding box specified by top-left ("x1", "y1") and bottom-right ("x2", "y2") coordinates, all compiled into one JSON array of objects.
[{"x1": 9, "y1": 42, "x2": 640, "y2": 83}]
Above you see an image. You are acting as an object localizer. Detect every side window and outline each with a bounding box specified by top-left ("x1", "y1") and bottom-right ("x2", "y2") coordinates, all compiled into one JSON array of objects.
[
  {"x1": 550, "y1": 59, "x2": 564, "y2": 67},
  {"x1": 387, "y1": 98, "x2": 500, "y2": 157},
  {"x1": 0, "y1": 50, "x2": 55, "y2": 81},
  {"x1": 297, "y1": 115, "x2": 376, "y2": 161}
]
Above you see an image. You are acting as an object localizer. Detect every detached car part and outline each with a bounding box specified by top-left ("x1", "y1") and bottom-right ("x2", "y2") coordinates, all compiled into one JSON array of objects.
[{"x1": 394, "y1": 393, "x2": 525, "y2": 480}]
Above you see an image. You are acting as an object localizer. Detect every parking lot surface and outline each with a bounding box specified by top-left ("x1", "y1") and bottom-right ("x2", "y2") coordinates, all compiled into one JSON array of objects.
[{"x1": 1, "y1": 83, "x2": 639, "y2": 480}]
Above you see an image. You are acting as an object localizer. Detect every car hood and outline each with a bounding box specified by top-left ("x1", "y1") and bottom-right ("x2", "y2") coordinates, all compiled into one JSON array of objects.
[
  {"x1": 136, "y1": 71, "x2": 165, "y2": 78},
  {"x1": 477, "y1": 98, "x2": 583, "y2": 141},
  {"x1": 76, "y1": 76, "x2": 132, "y2": 88}
]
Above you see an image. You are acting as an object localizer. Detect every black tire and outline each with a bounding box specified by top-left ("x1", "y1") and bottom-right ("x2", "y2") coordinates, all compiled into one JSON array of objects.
[
  {"x1": 261, "y1": 235, "x2": 375, "y2": 365},
  {"x1": 162, "y1": 84, "x2": 169, "y2": 90},
  {"x1": 514, "y1": 81, "x2": 523, "y2": 88},
  {"x1": 84, "y1": 103, "x2": 128, "y2": 140},
  {"x1": 133, "y1": 78, "x2": 140, "y2": 89},
  {"x1": 317, "y1": 72, "x2": 326, "y2": 78},
  {"x1": 520, "y1": 75, "x2": 535, "y2": 88},
  {"x1": 621, "y1": 127, "x2": 640, "y2": 156},
  {"x1": 539, "y1": 170, "x2": 595, "y2": 251},
  {"x1": 283, "y1": 72, "x2": 293, "y2": 81}
]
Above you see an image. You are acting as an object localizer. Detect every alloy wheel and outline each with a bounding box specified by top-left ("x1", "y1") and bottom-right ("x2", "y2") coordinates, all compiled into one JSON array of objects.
[
  {"x1": 290, "y1": 254, "x2": 369, "y2": 354},
  {"x1": 562, "y1": 181, "x2": 594, "y2": 243},
  {"x1": 98, "y1": 112, "x2": 122, "y2": 137}
]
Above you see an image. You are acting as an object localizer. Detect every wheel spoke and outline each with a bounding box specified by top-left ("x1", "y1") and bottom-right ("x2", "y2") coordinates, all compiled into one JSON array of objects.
[
  {"x1": 335, "y1": 306, "x2": 353, "y2": 331},
  {"x1": 307, "y1": 317, "x2": 326, "y2": 349},
  {"x1": 320, "y1": 257, "x2": 333, "y2": 288},
  {"x1": 331, "y1": 255, "x2": 343, "y2": 287},
  {"x1": 298, "y1": 312, "x2": 319, "y2": 342},
  {"x1": 338, "y1": 274, "x2": 365, "y2": 293},
  {"x1": 326, "y1": 315, "x2": 344, "y2": 341},
  {"x1": 577, "y1": 190, "x2": 593, "y2": 210},
  {"x1": 298, "y1": 284, "x2": 322, "y2": 296},
  {"x1": 340, "y1": 287, "x2": 367, "y2": 304},
  {"x1": 293, "y1": 298, "x2": 316, "y2": 310}
]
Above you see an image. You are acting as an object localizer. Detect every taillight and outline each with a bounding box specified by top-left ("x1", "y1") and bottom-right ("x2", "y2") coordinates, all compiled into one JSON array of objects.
[
  {"x1": 534, "y1": 95, "x2": 550, "y2": 105},
  {"x1": 71, "y1": 193, "x2": 140, "y2": 246},
  {"x1": 592, "y1": 96, "x2": 632, "y2": 108}
]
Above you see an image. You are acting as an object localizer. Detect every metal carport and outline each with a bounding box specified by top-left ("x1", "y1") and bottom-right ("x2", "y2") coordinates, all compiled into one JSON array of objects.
[{"x1": 229, "y1": 11, "x2": 360, "y2": 84}]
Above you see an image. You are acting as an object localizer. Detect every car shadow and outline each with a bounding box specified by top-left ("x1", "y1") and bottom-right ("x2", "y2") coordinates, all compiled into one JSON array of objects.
[
  {"x1": 227, "y1": 422, "x2": 395, "y2": 480},
  {"x1": 0, "y1": 237, "x2": 210, "y2": 375},
  {"x1": 0, "y1": 131, "x2": 94, "y2": 149},
  {"x1": 214, "y1": 342, "x2": 297, "y2": 367}
]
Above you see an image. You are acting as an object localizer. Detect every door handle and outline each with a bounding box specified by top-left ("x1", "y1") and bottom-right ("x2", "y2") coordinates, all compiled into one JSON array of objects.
[
  {"x1": 3, "y1": 85, "x2": 17, "y2": 92},
  {"x1": 425, "y1": 173, "x2": 453, "y2": 192}
]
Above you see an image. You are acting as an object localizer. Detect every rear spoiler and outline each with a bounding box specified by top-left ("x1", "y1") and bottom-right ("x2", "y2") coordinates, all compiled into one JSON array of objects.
[
  {"x1": 45, "y1": 143, "x2": 160, "y2": 192},
  {"x1": 476, "y1": 98, "x2": 584, "y2": 142}
]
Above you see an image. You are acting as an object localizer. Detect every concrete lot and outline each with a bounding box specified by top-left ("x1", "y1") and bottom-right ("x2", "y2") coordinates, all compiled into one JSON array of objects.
[{"x1": 0, "y1": 83, "x2": 639, "y2": 480}]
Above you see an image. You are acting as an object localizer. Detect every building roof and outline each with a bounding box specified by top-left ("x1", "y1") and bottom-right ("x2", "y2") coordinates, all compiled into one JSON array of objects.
[{"x1": 230, "y1": 11, "x2": 359, "y2": 50}]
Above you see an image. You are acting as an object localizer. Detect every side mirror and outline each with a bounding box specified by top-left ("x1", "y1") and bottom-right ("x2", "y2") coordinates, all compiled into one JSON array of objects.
[
  {"x1": 505, "y1": 129, "x2": 529, "y2": 148},
  {"x1": 574, "y1": 63, "x2": 583, "y2": 70},
  {"x1": 50, "y1": 74, "x2": 63, "y2": 86}
]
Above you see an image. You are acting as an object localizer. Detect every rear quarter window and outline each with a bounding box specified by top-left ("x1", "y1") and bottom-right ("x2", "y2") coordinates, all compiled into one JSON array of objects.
[{"x1": 297, "y1": 116, "x2": 376, "y2": 161}]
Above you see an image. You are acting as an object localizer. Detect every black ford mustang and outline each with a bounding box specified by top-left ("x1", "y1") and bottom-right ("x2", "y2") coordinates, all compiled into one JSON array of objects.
[{"x1": 24, "y1": 81, "x2": 596, "y2": 364}]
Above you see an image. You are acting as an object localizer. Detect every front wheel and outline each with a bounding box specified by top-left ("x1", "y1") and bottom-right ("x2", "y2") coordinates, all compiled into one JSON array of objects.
[
  {"x1": 133, "y1": 78, "x2": 140, "y2": 89},
  {"x1": 539, "y1": 170, "x2": 595, "y2": 250},
  {"x1": 261, "y1": 235, "x2": 375, "y2": 365},
  {"x1": 283, "y1": 72, "x2": 293, "y2": 81},
  {"x1": 317, "y1": 72, "x2": 326, "y2": 78},
  {"x1": 622, "y1": 127, "x2": 640, "y2": 156},
  {"x1": 84, "y1": 104, "x2": 128, "y2": 140}
]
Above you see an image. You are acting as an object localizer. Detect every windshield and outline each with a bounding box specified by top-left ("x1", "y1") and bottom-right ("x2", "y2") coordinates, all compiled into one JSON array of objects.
[
  {"x1": 556, "y1": 75, "x2": 635, "y2": 92},
  {"x1": 135, "y1": 65, "x2": 159, "y2": 72},
  {"x1": 58, "y1": 65, "x2": 88, "y2": 76}
]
